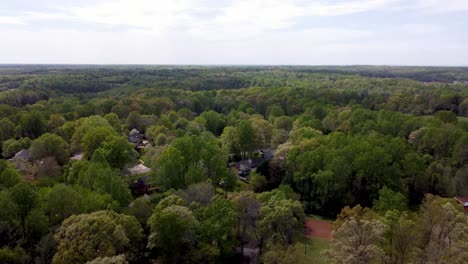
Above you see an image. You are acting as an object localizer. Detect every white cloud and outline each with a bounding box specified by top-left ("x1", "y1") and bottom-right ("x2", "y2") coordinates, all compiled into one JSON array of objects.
[
  {"x1": 414, "y1": 0, "x2": 468, "y2": 13},
  {"x1": 2, "y1": 0, "x2": 400, "y2": 34},
  {"x1": 1, "y1": 0, "x2": 467, "y2": 65},
  {"x1": 0, "y1": 16, "x2": 26, "y2": 25},
  {"x1": 402, "y1": 23, "x2": 442, "y2": 35}
]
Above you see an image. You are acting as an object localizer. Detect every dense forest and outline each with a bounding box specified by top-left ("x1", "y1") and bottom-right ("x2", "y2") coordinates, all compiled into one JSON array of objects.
[{"x1": 0, "y1": 65, "x2": 467, "y2": 264}]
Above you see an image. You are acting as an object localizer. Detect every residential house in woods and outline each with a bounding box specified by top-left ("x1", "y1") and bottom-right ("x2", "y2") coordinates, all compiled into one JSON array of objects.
[
  {"x1": 128, "y1": 128, "x2": 150, "y2": 152},
  {"x1": 229, "y1": 148, "x2": 275, "y2": 180},
  {"x1": 9, "y1": 149, "x2": 32, "y2": 176}
]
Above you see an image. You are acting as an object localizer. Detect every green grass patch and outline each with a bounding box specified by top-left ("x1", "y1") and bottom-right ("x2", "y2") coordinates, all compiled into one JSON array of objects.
[
  {"x1": 294, "y1": 237, "x2": 331, "y2": 264},
  {"x1": 307, "y1": 214, "x2": 335, "y2": 222}
]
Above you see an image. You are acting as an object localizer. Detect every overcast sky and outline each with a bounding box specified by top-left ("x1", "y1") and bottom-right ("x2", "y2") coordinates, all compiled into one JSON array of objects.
[{"x1": 0, "y1": 0, "x2": 467, "y2": 65}]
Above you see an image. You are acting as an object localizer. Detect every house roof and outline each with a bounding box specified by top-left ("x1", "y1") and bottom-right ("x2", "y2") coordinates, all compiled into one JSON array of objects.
[
  {"x1": 12, "y1": 149, "x2": 30, "y2": 160},
  {"x1": 70, "y1": 153, "x2": 83, "y2": 161},
  {"x1": 128, "y1": 164, "x2": 151, "y2": 175}
]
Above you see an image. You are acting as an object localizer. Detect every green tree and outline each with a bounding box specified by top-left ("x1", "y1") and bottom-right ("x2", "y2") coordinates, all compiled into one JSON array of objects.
[
  {"x1": 86, "y1": 255, "x2": 128, "y2": 264},
  {"x1": 259, "y1": 190, "x2": 305, "y2": 246},
  {"x1": 199, "y1": 110, "x2": 226, "y2": 136},
  {"x1": 30, "y1": 133, "x2": 70, "y2": 165},
  {"x1": 236, "y1": 120, "x2": 256, "y2": 159},
  {"x1": 19, "y1": 111, "x2": 46, "y2": 139},
  {"x1": 104, "y1": 113, "x2": 122, "y2": 133},
  {"x1": 8, "y1": 182, "x2": 38, "y2": 238},
  {"x1": 2, "y1": 138, "x2": 31, "y2": 158},
  {"x1": 44, "y1": 184, "x2": 85, "y2": 225},
  {"x1": 327, "y1": 218, "x2": 387, "y2": 264},
  {"x1": 148, "y1": 205, "x2": 198, "y2": 263},
  {"x1": 195, "y1": 198, "x2": 239, "y2": 257},
  {"x1": 77, "y1": 161, "x2": 132, "y2": 206},
  {"x1": 124, "y1": 197, "x2": 154, "y2": 226},
  {"x1": 0, "y1": 167, "x2": 23, "y2": 188},
  {"x1": 81, "y1": 126, "x2": 116, "y2": 158},
  {"x1": 126, "y1": 111, "x2": 143, "y2": 131},
  {"x1": 0, "y1": 118, "x2": 15, "y2": 141},
  {"x1": 53, "y1": 210, "x2": 143, "y2": 264},
  {"x1": 373, "y1": 186, "x2": 408, "y2": 214},
  {"x1": 100, "y1": 136, "x2": 137, "y2": 169},
  {"x1": 47, "y1": 114, "x2": 66, "y2": 133}
]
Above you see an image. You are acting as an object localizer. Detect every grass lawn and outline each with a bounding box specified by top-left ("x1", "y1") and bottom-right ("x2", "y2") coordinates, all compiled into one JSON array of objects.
[{"x1": 294, "y1": 237, "x2": 332, "y2": 264}]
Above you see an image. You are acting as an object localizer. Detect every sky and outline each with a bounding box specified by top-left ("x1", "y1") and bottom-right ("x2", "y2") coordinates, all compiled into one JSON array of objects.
[{"x1": 0, "y1": 0, "x2": 467, "y2": 65}]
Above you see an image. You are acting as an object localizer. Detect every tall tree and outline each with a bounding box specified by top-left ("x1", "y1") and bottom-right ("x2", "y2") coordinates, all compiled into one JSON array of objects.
[{"x1": 53, "y1": 210, "x2": 143, "y2": 264}]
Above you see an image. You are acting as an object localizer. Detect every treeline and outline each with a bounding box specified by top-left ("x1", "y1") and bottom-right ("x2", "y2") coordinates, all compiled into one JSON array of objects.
[
  {"x1": 327, "y1": 193, "x2": 467, "y2": 264},
  {"x1": 0, "y1": 66, "x2": 467, "y2": 263}
]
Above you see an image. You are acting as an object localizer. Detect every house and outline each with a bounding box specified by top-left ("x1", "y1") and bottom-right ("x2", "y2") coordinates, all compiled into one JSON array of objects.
[
  {"x1": 128, "y1": 129, "x2": 150, "y2": 151},
  {"x1": 9, "y1": 149, "x2": 33, "y2": 177},
  {"x1": 454, "y1": 197, "x2": 468, "y2": 211},
  {"x1": 128, "y1": 128, "x2": 144, "y2": 145},
  {"x1": 127, "y1": 161, "x2": 151, "y2": 176},
  {"x1": 254, "y1": 148, "x2": 275, "y2": 161},
  {"x1": 230, "y1": 159, "x2": 261, "y2": 177},
  {"x1": 70, "y1": 153, "x2": 84, "y2": 161},
  {"x1": 9, "y1": 149, "x2": 30, "y2": 161}
]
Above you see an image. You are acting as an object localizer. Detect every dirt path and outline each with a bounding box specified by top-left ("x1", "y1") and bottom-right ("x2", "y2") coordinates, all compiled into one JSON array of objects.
[{"x1": 305, "y1": 219, "x2": 332, "y2": 239}]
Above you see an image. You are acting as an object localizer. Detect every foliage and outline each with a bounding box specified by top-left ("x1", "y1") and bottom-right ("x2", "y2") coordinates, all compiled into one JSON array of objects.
[
  {"x1": 30, "y1": 133, "x2": 70, "y2": 165},
  {"x1": 53, "y1": 211, "x2": 142, "y2": 264}
]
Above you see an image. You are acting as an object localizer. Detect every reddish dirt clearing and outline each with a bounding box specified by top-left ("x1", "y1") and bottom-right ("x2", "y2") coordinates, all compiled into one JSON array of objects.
[{"x1": 305, "y1": 219, "x2": 332, "y2": 239}]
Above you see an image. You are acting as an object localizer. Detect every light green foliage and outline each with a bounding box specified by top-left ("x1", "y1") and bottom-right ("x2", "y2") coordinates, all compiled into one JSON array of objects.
[
  {"x1": 76, "y1": 161, "x2": 132, "y2": 206},
  {"x1": 0, "y1": 167, "x2": 23, "y2": 188},
  {"x1": 70, "y1": 116, "x2": 114, "y2": 155},
  {"x1": 126, "y1": 111, "x2": 143, "y2": 131},
  {"x1": 262, "y1": 245, "x2": 301, "y2": 264},
  {"x1": 0, "y1": 246, "x2": 27, "y2": 264},
  {"x1": 287, "y1": 132, "x2": 420, "y2": 215},
  {"x1": 47, "y1": 114, "x2": 66, "y2": 133},
  {"x1": 381, "y1": 210, "x2": 416, "y2": 264},
  {"x1": 124, "y1": 197, "x2": 154, "y2": 225},
  {"x1": 194, "y1": 198, "x2": 239, "y2": 256},
  {"x1": 251, "y1": 117, "x2": 273, "y2": 148},
  {"x1": 104, "y1": 113, "x2": 122, "y2": 133},
  {"x1": 81, "y1": 126, "x2": 116, "y2": 158},
  {"x1": 100, "y1": 135, "x2": 137, "y2": 169},
  {"x1": 30, "y1": 133, "x2": 70, "y2": 165},
  {"x1": 155, "y1": 194, "x2": 185, "y2": 211},
  {"x1": 435, "y1": 110, "x2": 458, "y2": 124},
  {"x1": 249, "y1": 172, "x2": 268, "y2": 193},
  {"x1": 53, "y1": 210, "x2": 143, "y2": 264},
  {"x1": 413, "y1": 195, "x2": 468, "y2": 264},
  {"x1": 86, "y1": 254, "x2": 128, "y2": 264},
  {"x1": 236, "y1": 120, "x2": 256, "y2": 159},
  {"x1": 148, "y1": 205, "x2": 198, "y2": 264},
  {"x1": 327, "y1": 218, "x2": 387, "y2": 264},
  {"x1": 273, "y1": 116, "x2": 293, "y2": 131},
  {"x1": 267, "y1": 105, "x2": 285, "y2": 120},
  {"x1": 373, "y1": 186, "x2": 408, "y2": 213},
  {"x1": 43, "y1": 184, "x2": 85, "y2": 225},
  {"x1": 2, "y1": 137, "x2": 31, "y2": 158},
  {"x1": 199, "y1": 110, "x2": 226, "y2": 136},
  {"x1": 8, "y1": 182, "x2": 38, "y2": 237},
  {"x1": 157, "y1": 135, "x2": 233, "y2": 190},
  {"x1": 19, "y1": 111, "x2": 47, "y2": 139},
  {"x1": 0, "y1": 118, "x2": 15, "y2": 141},
  {"x1": 259, "y1": 189, "x2": 305, "y2": 245},
  {"x1": 181, "y1": 181, "x2": 214, "y2": 206},
  {"x1": 221, "y1": 121, "x2": 258, "y2": 160}
]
